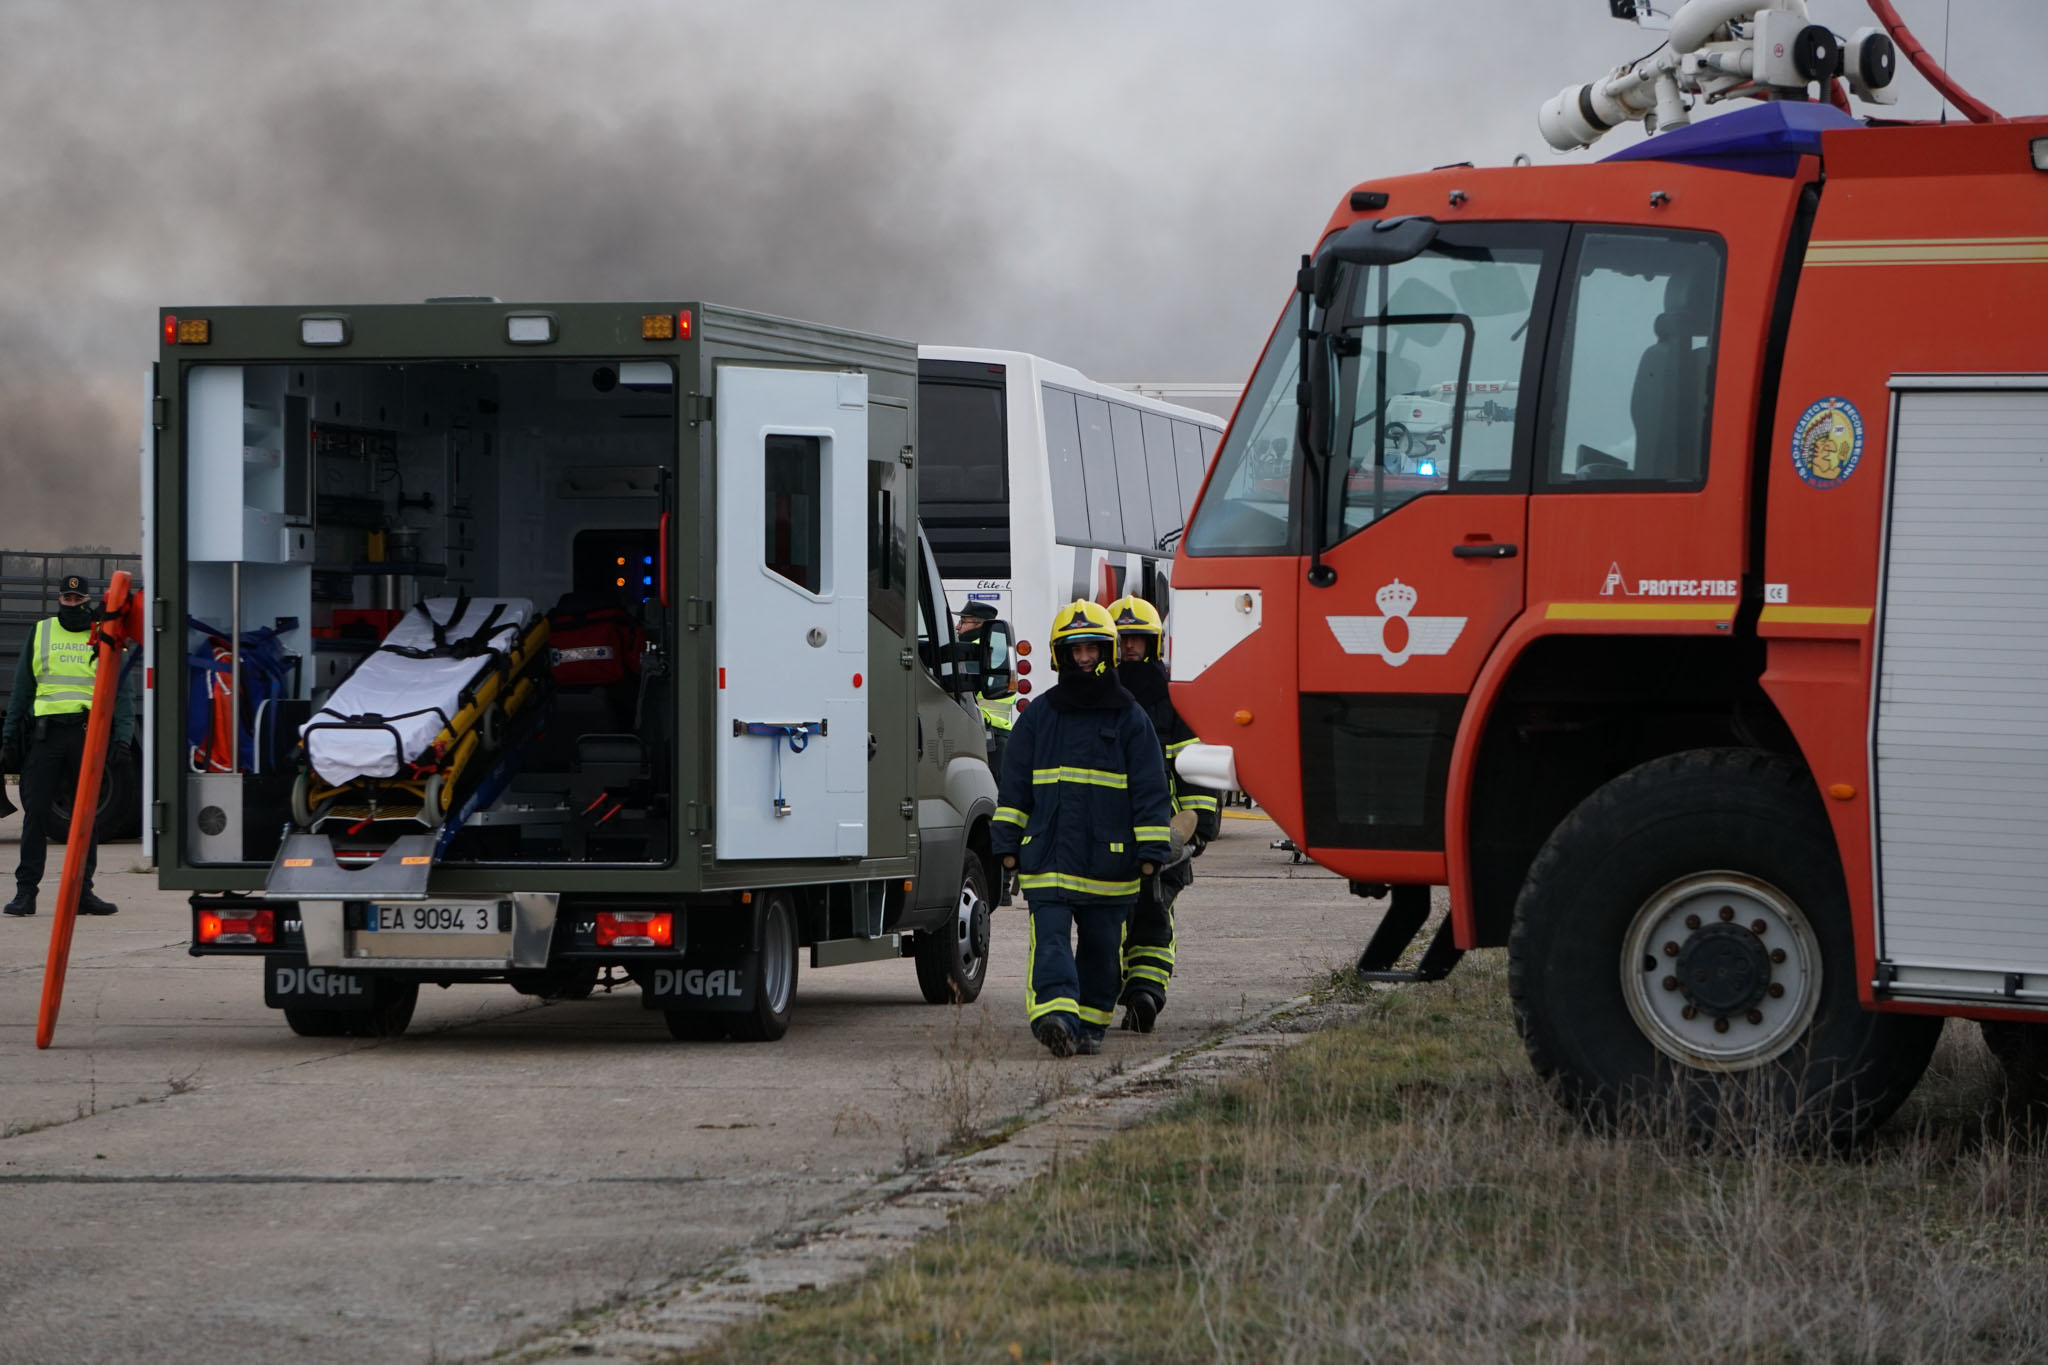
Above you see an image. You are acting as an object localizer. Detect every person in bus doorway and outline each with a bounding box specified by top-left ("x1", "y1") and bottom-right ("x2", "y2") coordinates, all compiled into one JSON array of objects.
[
  {"x1": 1107, "y1": 595, "x2": 1219, "y2": 1032},
  {"x1": 2, "y1": 575, "x2": 125, "y2": 917},
  {"x1": 954, "y1": 599, "x2": 997, "y2": 643},
  {"x1": 990, "y1": 600, "x2": 1173, "y2": 1057}
]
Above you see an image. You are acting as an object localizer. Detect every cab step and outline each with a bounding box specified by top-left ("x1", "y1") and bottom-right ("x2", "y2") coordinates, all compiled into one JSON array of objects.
[{"x1": 1354, "y1": 884, "x2": 1464, "y2": 983}]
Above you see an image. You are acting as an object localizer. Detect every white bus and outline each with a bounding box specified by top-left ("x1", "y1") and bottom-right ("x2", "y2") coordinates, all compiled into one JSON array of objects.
[{"x1": 915, "y1": 346, "x2": 1227, "y2": 704}]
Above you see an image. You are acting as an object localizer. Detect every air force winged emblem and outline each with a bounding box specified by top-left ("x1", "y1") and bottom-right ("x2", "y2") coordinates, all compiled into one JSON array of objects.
[{"x1": 1326, "y1": 578, "x2": 1466, "y2": 668}]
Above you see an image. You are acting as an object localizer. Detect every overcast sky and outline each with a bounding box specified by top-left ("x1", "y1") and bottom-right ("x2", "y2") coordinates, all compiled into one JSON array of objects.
[{"x1": 0, "y1": 0, "x2": 2037, "y2": 550}]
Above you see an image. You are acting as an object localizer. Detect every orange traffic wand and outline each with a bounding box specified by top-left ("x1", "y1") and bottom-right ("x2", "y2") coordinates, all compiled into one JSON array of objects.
[{"x1": 36, "y1": 570, "x2": 144, "y2": 1049}]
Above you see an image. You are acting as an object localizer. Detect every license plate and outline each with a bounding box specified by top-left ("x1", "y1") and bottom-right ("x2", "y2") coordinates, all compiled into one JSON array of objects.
[{"x1": 364, "y1": 902, "x2": 500, "y2": 934}]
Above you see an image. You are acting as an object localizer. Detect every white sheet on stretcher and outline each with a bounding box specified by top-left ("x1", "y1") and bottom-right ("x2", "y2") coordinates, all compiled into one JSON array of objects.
[{"x1": 303, "y1": 597, "x2": 535, "y2": 785}]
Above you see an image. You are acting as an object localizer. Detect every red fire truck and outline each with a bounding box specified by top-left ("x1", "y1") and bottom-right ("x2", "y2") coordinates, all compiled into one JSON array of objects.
[{"x1": 1169, "y1": 0, "x2": 2048, "y2": 1141}]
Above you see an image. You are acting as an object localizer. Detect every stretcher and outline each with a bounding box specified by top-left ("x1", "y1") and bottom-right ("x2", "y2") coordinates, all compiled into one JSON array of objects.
[{"x1": 293, "y1": 596, "x2": 550, "y2": 832}]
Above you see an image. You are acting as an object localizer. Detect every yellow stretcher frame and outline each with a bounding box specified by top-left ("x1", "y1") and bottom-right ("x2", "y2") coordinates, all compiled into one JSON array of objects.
[{"x1": 293, "y1": 616, "x2": 552, "y2": 831}]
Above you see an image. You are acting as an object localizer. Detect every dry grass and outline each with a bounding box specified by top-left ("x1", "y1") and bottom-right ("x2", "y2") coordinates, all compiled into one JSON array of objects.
[{"x1": 681, "y1": 951, "x2": 2048, "y2": 1364}]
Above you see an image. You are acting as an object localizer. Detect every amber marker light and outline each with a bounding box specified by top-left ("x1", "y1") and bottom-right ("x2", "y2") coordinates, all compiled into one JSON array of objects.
[
  {"x1": 641, "y1": 312, "x2": 676, "y2": 341},
  {"x1": 1234, "y1": 709, "x2": 1254, "y2": 726},
  {"x1": 1827, "y1": 783, "x2": 1857, "y2": 801}
]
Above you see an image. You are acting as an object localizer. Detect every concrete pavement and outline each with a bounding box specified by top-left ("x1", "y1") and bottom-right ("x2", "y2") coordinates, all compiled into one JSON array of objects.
[{"x1": 0, "y1": 811, "x2": 1380, "y2": 1364}]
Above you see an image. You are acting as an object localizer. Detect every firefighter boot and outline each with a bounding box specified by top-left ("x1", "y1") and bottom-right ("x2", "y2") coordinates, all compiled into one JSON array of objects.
[
  {"x1": 1033, "y1": 1014, "x2": 1078, "y2": 1059},
  {"x1": 1119, "y1": 983, "x2": 1162, "y2": 1033},
  {"x1": 3, "y1": 890, "x2": 32, "y2": 917},
  {"x1": 78, "y1": 892, "x2": 119, "y2": 916}
]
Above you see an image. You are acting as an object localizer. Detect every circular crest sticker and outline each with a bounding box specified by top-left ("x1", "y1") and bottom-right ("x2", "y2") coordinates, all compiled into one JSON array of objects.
[{"x1": 1790, "y1": 397, "x2": 1864, "y2": 489}]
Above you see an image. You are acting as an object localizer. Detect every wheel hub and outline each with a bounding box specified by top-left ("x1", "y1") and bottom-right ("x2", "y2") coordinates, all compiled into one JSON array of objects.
[
  {"x1": 1674, "y1": 922, "x2": 1772, "y2": 1016},
  {"x1": 1620, "y1": 873, "x2": 1823, "y2": 1071}
]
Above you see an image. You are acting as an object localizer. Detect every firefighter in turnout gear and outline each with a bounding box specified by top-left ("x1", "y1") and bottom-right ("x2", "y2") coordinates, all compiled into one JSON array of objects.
[
  {"x1": 990, "y1": 600, "x2": 1173, "y2": 1057},
  {"x1": 2, "y1": 576, "x2": 127, "y2": 917},
  {"x1": 1108, "y1": 595, "x2": 1218, "y2": 1032}
]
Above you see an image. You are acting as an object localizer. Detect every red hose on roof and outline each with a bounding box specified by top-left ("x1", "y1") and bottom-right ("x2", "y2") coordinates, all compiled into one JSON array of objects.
[{"x1": 1866, "y1": 0, "x2": 2002, "y2": 123}]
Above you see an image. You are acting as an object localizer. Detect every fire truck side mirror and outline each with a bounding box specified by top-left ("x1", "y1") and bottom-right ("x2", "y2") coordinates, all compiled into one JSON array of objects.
[{"x1": 1311, "y1": 216, "x2": 1440, "y2": 307}]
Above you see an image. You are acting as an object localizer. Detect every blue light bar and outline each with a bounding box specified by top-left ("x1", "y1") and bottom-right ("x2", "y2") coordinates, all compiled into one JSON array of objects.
[{"x1": 1602, "y1": 102, "x2": 1863, "y2": 178}]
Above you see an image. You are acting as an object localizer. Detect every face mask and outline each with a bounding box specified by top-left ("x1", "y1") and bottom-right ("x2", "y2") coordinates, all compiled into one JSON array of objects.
[{"x1": 56, "y1": 603, "x2": 93, "y2": 633}]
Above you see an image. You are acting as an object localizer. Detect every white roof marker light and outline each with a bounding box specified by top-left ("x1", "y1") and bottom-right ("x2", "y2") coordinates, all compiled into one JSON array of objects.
[
  {"x1": 299, "y1": 316, "x2": 349, "y2": 346},
  {"x1": 506, "y1": 314, "x2": 556, "y2": 345}
]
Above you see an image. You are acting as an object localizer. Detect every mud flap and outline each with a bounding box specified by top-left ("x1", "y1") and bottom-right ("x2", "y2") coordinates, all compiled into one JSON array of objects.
[
  {"x1": 640, "y1": 948, "x2": 760, "y2": 1013},
  {"x1": 263, "y1": 952, "x2": 376, "y2": 1012}
]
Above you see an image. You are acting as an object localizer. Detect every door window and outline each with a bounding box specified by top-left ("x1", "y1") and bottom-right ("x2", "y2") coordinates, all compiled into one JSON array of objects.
[
  {"x1": 764, "y1": 434, "x2": 823, "y2": 594},
  {"x1": 1542, "y1": 230, "x2": 1724, "y2": 488},
  {"x1": 1328, "y1": 239, "x2": 1548, "y2": 542},
  {"x1": 1181, "y1": 309, "x2": 1304, "y2": 556}
]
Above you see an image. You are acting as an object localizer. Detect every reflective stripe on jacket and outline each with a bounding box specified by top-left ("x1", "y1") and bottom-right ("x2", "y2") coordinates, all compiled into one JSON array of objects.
[
  {"x1": 30, "y1": 618, "x2": 95, "y2": 717},
  {"x1": 990, "y1": 692, "x2": 1173, "y2": 906}
]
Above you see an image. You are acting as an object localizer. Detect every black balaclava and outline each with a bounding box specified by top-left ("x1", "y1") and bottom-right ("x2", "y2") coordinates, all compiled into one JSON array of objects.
[
  {"x1": 56, "y1": 602, "x2": 94, "y2": 633},
  {"x1": 1118, "y1": 656, "x2": 1169, "y2": 709},
  {"x1": 1050, "y1": 641, "x2": 1127, "y2": 711}
]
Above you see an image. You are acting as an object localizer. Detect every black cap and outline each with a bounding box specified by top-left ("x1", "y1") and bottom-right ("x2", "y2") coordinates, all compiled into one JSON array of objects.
[
  {"x1": 58, "y1": 574, "x2": 91, "y2": 597},
  {"x1": 957, "y1": 601, "x2": 998, "y2": 622}
]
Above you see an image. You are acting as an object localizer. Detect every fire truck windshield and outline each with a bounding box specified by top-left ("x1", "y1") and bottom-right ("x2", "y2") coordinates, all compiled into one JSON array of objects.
[{"x1": 1185, "y1": 229, "x2": 1555, "y2": 558}]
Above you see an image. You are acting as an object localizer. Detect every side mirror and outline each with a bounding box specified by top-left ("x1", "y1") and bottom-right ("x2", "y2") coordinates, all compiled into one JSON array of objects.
[
  {"x1": 981, "y1": 620, "x2": 1013, "y2": 696},
  {"x1": 1311, "y1": 216, "x2": 1440, "y2": 308}
]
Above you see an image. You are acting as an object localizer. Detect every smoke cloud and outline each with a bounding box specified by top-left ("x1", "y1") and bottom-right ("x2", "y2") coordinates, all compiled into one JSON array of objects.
[{"x1": 0, "y1": 0, "x2": 2034, "y2": 549}]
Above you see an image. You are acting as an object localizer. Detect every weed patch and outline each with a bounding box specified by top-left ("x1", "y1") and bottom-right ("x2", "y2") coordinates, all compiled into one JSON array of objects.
[{"x1": 682, "y1": 951, "x2": 2048, "y2": 1364}]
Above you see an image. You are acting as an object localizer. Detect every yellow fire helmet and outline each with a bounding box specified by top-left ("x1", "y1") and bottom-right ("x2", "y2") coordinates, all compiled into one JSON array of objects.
[
  {"x1": 1107, "y1": 595, "x2": 1163, "y2": 662},
  {"x1": 1049, "y1": 599, "x2": 1118, "y2": 675}
]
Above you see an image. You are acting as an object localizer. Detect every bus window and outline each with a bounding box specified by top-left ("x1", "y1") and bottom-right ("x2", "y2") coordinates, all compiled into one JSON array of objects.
[
  {"x1": 1109, "y1": 403, "x2": 1155, "y2": 550},
  {"x1": 1041, "y1": 387, "x2": 1092, "y2": 543},
  {"x1": 1075, "y1": 395, "x2": 1124, "y2": 546},
  {"x1": 919, "y1": 382, "x2": 1006, "y2": 502},
  {"x1": 1171, "y1": 421, "x2": 1206, "y2": 520},
  {"x1": 1141, "y1": 412, "x2": 1181, "y2": 542}
]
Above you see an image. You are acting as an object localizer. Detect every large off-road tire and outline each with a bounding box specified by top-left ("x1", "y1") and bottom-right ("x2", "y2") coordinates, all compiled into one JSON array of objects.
[
  {"x1": 1508, "y1": 748, "x2": 1941, "y2": 1146},
  {"x1": 1980, "y1": 1021, "x2": 2048, "y2": 1112},
  {"x1": 341, "y1": 979, "x2": 419, "y2": 1038},
  {"x1": 915, "y1": 855, "x2": 991, "y2": 1005},
  {"x1": 48, "y1": 745, "x2": 141, "y2": 844},
  {"x1": 726, "y1": 890, "x2": 798, "y2": 1042}
]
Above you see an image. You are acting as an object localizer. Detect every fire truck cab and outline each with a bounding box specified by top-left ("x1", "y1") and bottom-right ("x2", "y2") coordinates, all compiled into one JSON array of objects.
[{"x1": 1171, "y1": 4, "x2": 2048, "y2": 1140}]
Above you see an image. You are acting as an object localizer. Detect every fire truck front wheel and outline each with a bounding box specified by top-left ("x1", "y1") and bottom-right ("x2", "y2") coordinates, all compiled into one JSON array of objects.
[{"x1": 1508, "y1": 748, "x2": 1941, "y2": 1146}]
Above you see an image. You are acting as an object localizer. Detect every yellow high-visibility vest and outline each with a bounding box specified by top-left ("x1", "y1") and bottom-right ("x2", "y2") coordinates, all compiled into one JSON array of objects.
[{"x1": 30, "y1": 618, "x2": 95, "y2": 717}]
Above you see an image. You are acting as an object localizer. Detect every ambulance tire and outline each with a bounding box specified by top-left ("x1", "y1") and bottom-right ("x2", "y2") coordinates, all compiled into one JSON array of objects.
[
  {"x1": 663, "y1": 1010, "x2": 728, "y2": 1042},
  {"x1": 916, "y1": 856, "x2": 991, "y2": 1005},
  {"x1": 283, "y1": 1008, "x2": 351, "y2": 1038},
  {"x1": 1508, "y1": 748, "x2": 1941, "y2": 1148},
  {"x1": 727, "y1": 890, "x2": 798, "y2": 1042},
  {"x1": 47, "y1": 745, "x2": 140, "y2": 844},
  {"x1": 342, "y1": 979, "x2": 419, "y2": 1039}
]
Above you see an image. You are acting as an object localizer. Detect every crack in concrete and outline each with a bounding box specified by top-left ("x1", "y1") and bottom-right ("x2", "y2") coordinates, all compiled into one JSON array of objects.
[{"x1": 501, "y1": 991, "x2": 1363, "y2": 1364}]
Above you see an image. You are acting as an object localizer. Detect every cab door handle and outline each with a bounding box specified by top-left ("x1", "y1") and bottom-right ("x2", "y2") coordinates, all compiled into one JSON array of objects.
[{"x1": 1452, "y1": 542, "x2": 1518, "y2": 559}]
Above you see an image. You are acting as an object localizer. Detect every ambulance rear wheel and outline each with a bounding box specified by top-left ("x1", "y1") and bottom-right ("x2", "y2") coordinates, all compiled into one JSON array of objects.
[
  {"x1": 283, "y1": 1008, "x2": 350, "y2": 1038},
  {"x1": 916, "y1": 856, "x2": 991, "y2": 1005},
  {"x1": 664, "y1": 1010, "x2": 728, "y2": 1042},
  {"x1": 727, "y1": 890, "x2": 798, "y2": 1042},
  {"x1": 1508, "y1": 748, "x2": 1941, "y2": 1147},
  {"x1": 342, "y1": 979, "x2": 419, "y2": 1039}
]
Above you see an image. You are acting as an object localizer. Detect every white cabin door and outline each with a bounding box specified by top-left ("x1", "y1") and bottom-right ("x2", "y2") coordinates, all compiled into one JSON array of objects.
[{"x1": 715, "y1": 366, "x2": 870, "y2": 860}]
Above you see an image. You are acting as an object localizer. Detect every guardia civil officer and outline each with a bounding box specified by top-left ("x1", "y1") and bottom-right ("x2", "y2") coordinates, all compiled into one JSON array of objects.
[
  {"x1": 2, "y1": 575, "x2": 126, "y2": 917},
  {"x1": 989, "y1": 600, "x2": 1173, "y2": 1056},
  {"x1": 1107, "y1": 595, "x2": 1220, "y2": 1032}
]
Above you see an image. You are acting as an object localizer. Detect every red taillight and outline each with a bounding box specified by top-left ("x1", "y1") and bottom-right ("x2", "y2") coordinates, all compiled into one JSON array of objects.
[
  {"x1": 1015, "y1": 659, "x2": 1031, "y2": 677},
  {"x1": 595, "y1": 911, "x2": 674, "y2": 948},
  {"x1": 163, "y1": 314, "x2": 178, "y2": 345},
  {"x1": 198, "y1": 908, "x2": 275, "y2": 945},
  {"x1": 677, "y1": 309, "x2": 692, "y2": 340},
  {"x1": 1015, "y1": 678, "x2": 1032, "y2": 695}
]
